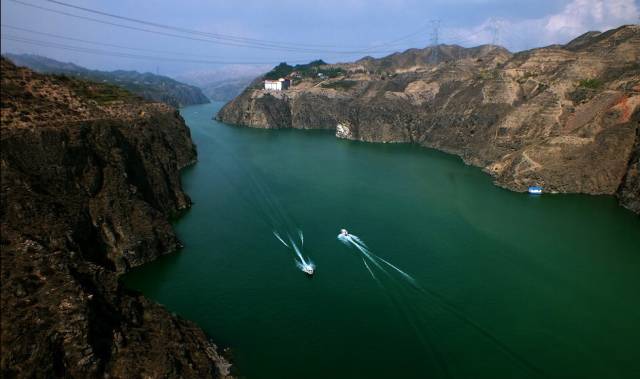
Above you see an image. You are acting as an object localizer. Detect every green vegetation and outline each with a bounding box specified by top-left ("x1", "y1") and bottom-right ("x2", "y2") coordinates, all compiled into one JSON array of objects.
[
  {"x1": 263, "y1": 59, "x2": 345, "y2": 80},
  {"x1": 264, "y1": 62, "x2": 295, "y2": 80},
  {"x1": 294, "y1": 59, "x2": 328, "y2": 74},
  {"x1": 566, "y1": 78, "x2": 602, "y2": 104},
  {"x1": 320, "y1": 80, "x2": 358, "y2": 90},
  {"x1": 578, "y1": 78, "x2": 602, "y2": 89},
  {"x1": 64, "y1": 76, "x2": 140, "y2": 104},
  {"x1": 320, "y1": 67, "x2": 346, "y2": 78},
  {"x1": 569, "y1": 79, "x2": 601, "y2": 103}
]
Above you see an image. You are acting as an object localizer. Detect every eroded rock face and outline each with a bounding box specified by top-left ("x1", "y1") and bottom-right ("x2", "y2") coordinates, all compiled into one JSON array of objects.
[
  {"x1": 336, "y1": 122, "x2": 353, "y2": 139},
  {"x1": 1, "y1": 58, "x2": 232, "y2": 378},
  {"x1": 618, "y1": 131, "x2": 640, "y2": 213},
  {"x1": 217, "y1": 25, "x2": 640, "y2": 213}
]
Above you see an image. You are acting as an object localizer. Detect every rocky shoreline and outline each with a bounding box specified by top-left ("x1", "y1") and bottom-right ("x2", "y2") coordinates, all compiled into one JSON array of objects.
[
  {"x1": 1, "y1": 58, "x2": 232, "y2": 378},
  {"x1": 217, "y1": 25, "x2": 639, "y2": 214}
]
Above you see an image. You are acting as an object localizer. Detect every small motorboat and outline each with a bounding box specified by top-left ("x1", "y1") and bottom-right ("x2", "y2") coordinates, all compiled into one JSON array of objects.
[
  {"x1": 340, "y1": 228, "x2": 349, "y2": 237},
  {"x1": 528, "y1": 186, "x2": 543, "y2": 195},
  {"x1": 302, "y1": 264, "x2": 315, "y2": 276}
]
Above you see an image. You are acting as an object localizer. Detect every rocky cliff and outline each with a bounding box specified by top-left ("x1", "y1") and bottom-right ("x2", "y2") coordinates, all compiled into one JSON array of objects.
[
  {"x1": 1, "y1": 58, "x2": 232, "y2": 378},
  {"x1": 218, "y1": 25, "x2": 640, "y2": 213},
  {"x1": 4, "y1": 54, "x2": 211, "y2": 108}
]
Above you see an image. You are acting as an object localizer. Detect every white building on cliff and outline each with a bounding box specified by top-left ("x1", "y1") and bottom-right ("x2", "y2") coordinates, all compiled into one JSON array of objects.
[{"x1": 264, "y1": 78, "x2": 291, "y2": 91}]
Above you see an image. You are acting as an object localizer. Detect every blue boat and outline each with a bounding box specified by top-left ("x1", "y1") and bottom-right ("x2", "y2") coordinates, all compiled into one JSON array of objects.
[{"x1": 528, "y1": 186, "x2": 543, "y2": 195}]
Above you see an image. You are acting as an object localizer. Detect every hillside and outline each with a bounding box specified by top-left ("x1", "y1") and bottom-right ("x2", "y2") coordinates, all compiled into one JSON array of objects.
[
  {"x1": 4, "y1": 53, "x2": 210, "y2": 108},
  {"x1": 1, "y1": 58, "x2": 231, "y2": 378},
  {"x1": 218, "y1": 25, "x2": 640, "y2": 213}
]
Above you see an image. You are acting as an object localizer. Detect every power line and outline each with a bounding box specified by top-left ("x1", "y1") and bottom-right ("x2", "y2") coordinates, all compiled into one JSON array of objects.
[
  {"x1": 0, "y1": 34, "x2": 321, "y2": 65},
  {"x1": 7, "y1": 0, "x2": 341, "y2": 54},
  {"x1": 45, "y1": 0, "x2": 446, "y2": 52},
  {"x1": 2, "y1": 24, "x2": 362, "y2": 62},
  {"x1": 423, "y1": 19, "x2": 508, "y2": 49},
  {"x1": 437, "y1": 25, "x2": 504, "y2": 49},
  {"x1": 438, "y1": 27, "x2": 483, "y2": 46},
  {"x1": 44, "y1": 0, "x2": 341, "y2": 49},
  {"x1": 8, "y1": 0, "x2": 443, "y2": 55},
  {"x1": 0, "y1": 27, "x2": 408, "y2": 67},
  {"x1": 4, "y1": 0, "x2": 511, "y2": 64},
  {"x1": 388, "y1": 23, "x2": 432, "y2": 45},
  {"x1": 1, "y1": 24, "x2": 231, "y2": 60}
]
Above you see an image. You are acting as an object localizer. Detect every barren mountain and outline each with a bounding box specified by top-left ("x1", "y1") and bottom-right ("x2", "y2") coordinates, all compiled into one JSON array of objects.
[{"x1": 218, "y1": 25, "x2": 640, "y2": 213}]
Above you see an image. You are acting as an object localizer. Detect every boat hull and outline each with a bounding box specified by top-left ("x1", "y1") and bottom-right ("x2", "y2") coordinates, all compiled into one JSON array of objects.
[{"x1": 528, "y1": 186, "x2": 543, "y2": 195}]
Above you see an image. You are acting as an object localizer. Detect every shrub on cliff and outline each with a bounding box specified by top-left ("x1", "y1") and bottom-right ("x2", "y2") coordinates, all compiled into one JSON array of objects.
[
  {"x1": 263, "y1": 60, "x2": 339, "y2": 80},
  {"x1": 578, "y1": 78, "x2": 602, "y2": 89},
  {"x1": 264, "y1": 62, "x2": 294, "y2": 80}
]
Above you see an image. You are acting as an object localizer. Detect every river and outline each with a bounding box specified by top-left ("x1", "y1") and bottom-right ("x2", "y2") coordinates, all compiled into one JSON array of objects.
[{"x1": 124, "y1": 102, "x2": 640, "y2": 379}]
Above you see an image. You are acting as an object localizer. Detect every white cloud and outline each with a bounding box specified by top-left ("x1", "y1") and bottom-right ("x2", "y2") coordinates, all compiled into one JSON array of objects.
[
  {"x1": 444, "y1": 0, "x2": 639, "y2": 51},
  {"x1": 545, "y1": 0, "x2": 637, "y2": 36}
]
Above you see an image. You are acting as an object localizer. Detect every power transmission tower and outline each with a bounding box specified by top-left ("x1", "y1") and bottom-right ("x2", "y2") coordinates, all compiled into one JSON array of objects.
[
  {"x1": 430, "y1": 19, "x2": 442, "y2": 64},
  {"x1": 488, "y1": 17, "x2": 502, "y2": 47}
]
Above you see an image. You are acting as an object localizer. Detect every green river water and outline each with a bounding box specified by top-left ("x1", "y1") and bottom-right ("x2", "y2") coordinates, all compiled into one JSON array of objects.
[{"x1": 124, "y1": 102, "x2": 640, "y2": 379}]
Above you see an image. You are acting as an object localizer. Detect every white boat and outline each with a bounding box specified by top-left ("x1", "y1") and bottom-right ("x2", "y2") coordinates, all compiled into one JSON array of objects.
[
  {"x1": 340, "y1": 228, "x2": 349, "y2": 236},
  {"x1": 302, "y1": 264, "x2": 315, "y2": 276},
  {"x1": 528, "y1": 186, "x2": 543, "y2": 195}
]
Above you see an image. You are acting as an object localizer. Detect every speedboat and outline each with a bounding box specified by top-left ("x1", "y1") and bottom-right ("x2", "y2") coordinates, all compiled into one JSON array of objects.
[
  {"x1": 302, "y1": 264, "x2": 315, "y2": 276},
  {"x1": 528, "y1": 186, "x2": 543, "y2": 195},
  {"x1": 340, "y1": 228, "x2": 349, "y2": 236}
]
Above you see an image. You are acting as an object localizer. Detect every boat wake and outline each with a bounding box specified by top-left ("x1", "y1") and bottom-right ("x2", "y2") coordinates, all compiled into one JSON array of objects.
[
  {"x1": 338, "y1": 231, "x2": 416, "y2": 285},
  {"x1": 274, "y1": 230, "x2": 315, "y2": 275},
  {"x1": 337, "y1": 228, "x2": 544, "y2": 378},
  {"x1": 206, "y1": 137, "x2": 315, "y2": 276}
]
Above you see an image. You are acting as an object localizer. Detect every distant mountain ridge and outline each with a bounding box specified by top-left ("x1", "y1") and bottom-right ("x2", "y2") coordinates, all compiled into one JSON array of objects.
[
  {"x1": 356, "y1": 44, "x2": 511, "y2": 71},
  {"x1": 197, "y1": 76, "x2": 256, "y2": 102},
  {"x1": 3, "y1": 53, "x2": 210, "y2": 107},
  {"x1": 176, "y1": 65, "x2": 269, "y2": 102}
]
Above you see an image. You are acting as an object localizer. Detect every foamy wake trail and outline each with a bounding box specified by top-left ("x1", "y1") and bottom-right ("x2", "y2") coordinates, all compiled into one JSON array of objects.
[
  {"x1": 289, "y1": 237, "x2": 306, "y2": 264},
  {"x1": 376, "y1": 255, "x2": 417, "y2": 285},
  {"x1": 339, "y1": 233, "x2": 414, "y2": 284},
  {"x1": 274, "y1": 231, "x2": 314, "y2": 272},
  {"x1": 362, "y1": 258, "x2": 377, "y2": 281},
  {"x1": 339, "y1": 232, "x2": 449, "y2": 375},
  {"x1": 338, "y1": 231, "x2": 542, "y2": 376},
  {"x1": 273, "y1": 231, "x2": 289, "y2": 248},
  {"x1": 348, "y1": 234, "x2": 368, "y2": 248},
  {"x1": 352, "y1": 240, "x2": 388, "y2": 274}
]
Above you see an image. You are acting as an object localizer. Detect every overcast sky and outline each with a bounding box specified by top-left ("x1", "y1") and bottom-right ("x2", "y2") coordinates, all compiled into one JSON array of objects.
[{"x1": 1, "y1": 0, "x2": 638, "y2": 76}]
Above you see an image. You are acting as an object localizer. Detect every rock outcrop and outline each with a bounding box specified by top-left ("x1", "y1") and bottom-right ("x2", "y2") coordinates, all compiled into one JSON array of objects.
[
  {"x1": 218, "y1": 25, "x2": 640, "y2": 213},
  {"x1": 1, "y1": 58, "x2": 232, "y2": 378}
]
